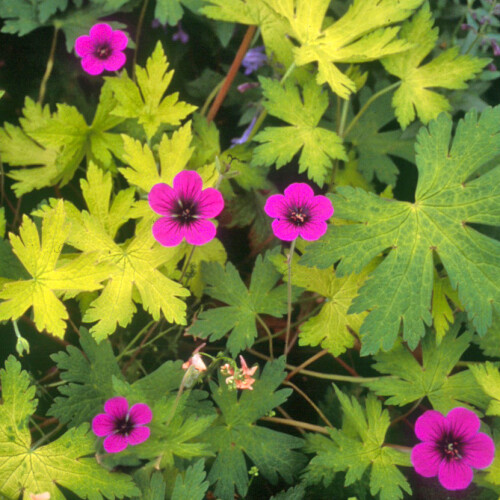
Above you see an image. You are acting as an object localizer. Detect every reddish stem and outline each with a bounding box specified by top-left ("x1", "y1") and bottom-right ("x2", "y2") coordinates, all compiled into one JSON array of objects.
[{"x1": 206, "y1": 26, "x2": 257, "y2": 123}]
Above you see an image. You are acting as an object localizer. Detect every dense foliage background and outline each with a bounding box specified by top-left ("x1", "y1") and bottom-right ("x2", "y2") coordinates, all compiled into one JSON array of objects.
[{"x1": 0, "y1": 0, "x2": 499, "y2": 499}]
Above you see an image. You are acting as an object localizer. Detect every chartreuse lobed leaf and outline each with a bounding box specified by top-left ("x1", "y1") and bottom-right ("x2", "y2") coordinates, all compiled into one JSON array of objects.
[
  {"x1": 431, "y1": 270, "x2": 461, "y2": 343},
  {"x1": 382, "y1": 3, "x2": 488, "y2": 129},
  {"x1": 302, "y1": 106, "x2": 500, "y2": 354},
  {"x1": 107, "y1": 41, "x2": 197, "y2": 140},
  {"x1": 252, "y1": 78, "x2": 346, "y2": 186},
  {"x1": 0, "y1": 200, "x2": 112, "y2": 338},
  {"x1": 365, "y1": 324, "x2": 489, "y2": 413},
  {"x1": 470, "y1": 362, "x2": 500, "y2": 417},
  {"x1": 306, "y1": 387, "x2": 411, "y2": 500},
  {"x1": 206, "y1": 357, "x2": 305, "y2": 500},
  {"x1": 47, "y1": 163, "x2": 190, "y2": 340},
  {"x1": 0, "y1": 82, "x2": 125, "y2": 195},
  {"x1": 49, "y1": 328, "x2": 123, "y2": 427},
  {"x1": 0, "y1": 356, "x2": 139, "y2": 500},
  {"x1": 120, "y1": 122, "x2": 194, "y2": 192},
  {"x1": 345, "y1": 90, "x2": 415, "y2": 185},
  {"x1": 271, "y1": 252, "x2": 373, "y2": 356},
  {"x1": 189, "y1": 248, "x2": 288, "y2": 356},
  {"x1": 202, "y1": 0, "x2": 300, "y2": 72},
  {"x1": 264, "y1": 0, "x2": 422, "y2": 98},
  {"x1": 172, "y1": 459, "x2": 209, "y2": 500}
]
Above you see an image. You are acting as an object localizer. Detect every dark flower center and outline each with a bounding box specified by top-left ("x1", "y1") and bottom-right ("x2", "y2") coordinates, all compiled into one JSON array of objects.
[
  {"x1": 289, "y1": 207, "x2": 308, "y2": 226},
  {"x1": 173, "y1": 199, "x2": 198, "y2": 224},
  {"x1": 440, "y1": 436, "x2": 463, "y2": 461},
  {"x1": 95, "y1": 44, "x2": 112, "y2": 59},
  {"x1": 115, "y1": 416, "x2": 135, "y2": 436}
]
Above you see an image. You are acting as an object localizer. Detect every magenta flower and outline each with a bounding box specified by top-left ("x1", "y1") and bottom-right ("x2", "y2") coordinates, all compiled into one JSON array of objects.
[
  {"x1": 75, "y1": 23, "x2": 128, "y2": 75},
  {"x1": 148, "y1": 170, "x2": 224, "y2": 247},
  {"x1": 264, "y1": 183, "x2": 334, "y2": 241},
  {"x1": 411, "y1": 407, "x2": 495, "y2": 490},
  {"x1": 92, "y1": 397, "x2": 152, "y2": 453}
]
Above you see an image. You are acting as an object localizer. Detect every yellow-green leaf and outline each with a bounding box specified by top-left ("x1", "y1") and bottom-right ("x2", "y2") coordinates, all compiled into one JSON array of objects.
[{"x1": 382, "y1": 4, "x2": 489, "y2": 128}]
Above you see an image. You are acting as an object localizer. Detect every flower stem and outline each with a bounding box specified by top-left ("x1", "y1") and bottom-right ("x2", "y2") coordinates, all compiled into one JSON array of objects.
[
  {"x1": 259, "y1": 415, "x2": 330, "y2": 435},
  {"x1": 283, "y1": 380, "x2": 334, "y2": 428},
  {"x1": 286, "y1": 348, "x2": 328, "y2": 380},
  {"x1": 247, "y1": 348, "x2": 381, "y2": 383},
  {"x1": 116, "y1": 320, "x2": 155, "y2": 361},
  {"x1": 132, "y1": 0, "x2": 150, "y2": 82},
  {"x1": 342, "y1": 81, "x2": 401, "y2": 138},
  {"x1": 179, "y1": 245, "x2": 196, "y2": 284},
  {"x1": 285, "y1": 239, "x2": 297, "y2": 356},
  {"x1": 256, "y1": 314, "x2": 274, "y2": 359},
  {"x1": 38, "y1": 25, "x2": 59, "y2": 105},
  {"x1": 200, "y1": 79, "x2": 224, "y2": 117},
  {"x1": 207, "y1": 25, "x2": 257, "y2": 123}
]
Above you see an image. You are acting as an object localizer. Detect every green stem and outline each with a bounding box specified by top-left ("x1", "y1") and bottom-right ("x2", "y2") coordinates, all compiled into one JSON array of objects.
[
  {"x1": 247, "y1": 347, "x2": 381, "y2": 383},
  {"x1": 342, "y1": 81, "x2": 401, "y2": 138},
  {"x1": 179, "y1": 246, "x2": 196, "y2": 284},
  {"x1": 259, "y1": 415, "x2": 330, "y2": 435},
  {"x1": 285, "y1": 239, "x2": 297, "y2": 356},
  {"x1": 38, "y1": 26, "x2": 59, "y2": 104},
  {"x1": 116, "y1": 320, "x2": 155, "y2": 361},
  {"x1": 256, "y1": 314, "x2": 274, "y2": 359},
  {"x1": 132, "y1": 0, "x2": 150, "y2": 82},
  {"x1": 337, "y1": 97, "x2": 350, "y2": 138},
  {"x1": 32, "y1": 423, "x2": 63, "y2": 450},
  {"x1": 201, "y1": 79, "x2": 225, "y2": 117}
]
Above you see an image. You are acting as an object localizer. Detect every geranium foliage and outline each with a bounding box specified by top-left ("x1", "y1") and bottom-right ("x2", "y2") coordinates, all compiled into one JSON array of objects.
[{"x1": 0, "y1": 0, "x2": 499, "y2": 498}]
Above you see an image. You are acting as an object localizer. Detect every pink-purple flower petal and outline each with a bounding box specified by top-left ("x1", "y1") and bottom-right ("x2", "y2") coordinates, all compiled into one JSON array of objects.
[
  {"x1": 411, "y1": 442, "x2": 442, "y2": 477},
  {"x1": 283, "y1": 183, "x2": 314, "y2": 207},
  {"x1": 127, "y1": 425, "x2": 151, "y2": 446},
  {"x1": 173, "y1": 170, "x2": 203, "y2": 202},
  {"x1": 92, "y1": 413, "x2": 116, "y2": 437},
  {"x1": 104, "y1": 396, "x2": 129, "y2": 420},
  {"x1": 272, "y1": 219, "x2": 300, "y2": 241},
  {"x1": 184, "y1": 219, "x2": 217, "y2": 245},
  {"x1": 103, "y1": 432, "x2": 129, "y2": 453},
  {"x1": 103, "y1": 51, "x2": 126, "y2": 72},
  {"x1": 264, "y1": 194, "x2": 288, "y2": 219},
  {"x1": 148, "y1": 183, "x2": 178, "y2": 215},
  {"x1": 111, "y1": 30, "x2": 128, "y2": 50},
  {"x1": 462, "y1": 432, "x2": 495, "y2": 469},
  {"x1": 128, "y1": 403, "x2": 153, "y2": 426},
  {"x1": 414, "y1": 410, "x2": 446, "y2": 442},
  {"x1": 75, "y1": 35, "x2": 93, "y2": 56},
  {"x1": 196, "y1": 187, "x2": 224, "y2": 218},
  {"x1": 152, "y1": 217, "x2": 185, "y2": 247},
  {"x1": 447, "y1": 407, "x2": 480, "y2": 441},
  {"x1": 299, "y1": 220, "x2": 328, "y2": 241},
  {"x1": 81, "y1": 55, "x2": 106, "y2": 76},
  {"x1": 309, "y1": 195, "x2": 334, "y2": 219},
  {"x1": 438, "y1": 459, "x2": 474, "y2": 490},
  {"x1": 89, "y1": 23, "x2": 113, "y2": 45}
]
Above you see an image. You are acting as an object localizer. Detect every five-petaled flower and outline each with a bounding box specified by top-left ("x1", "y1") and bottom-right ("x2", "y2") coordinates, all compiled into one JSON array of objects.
[
  {"x1": 264, "y1": 183, "x2": 334, "y2": 241},
  {"x1": 411, "y1": 407, "x2": 495, "y2": 490},
  {"x1": 148, "y1": 170, "x2": 224, "y2": 247},
  {"x1": 75, "y1": 23, "x2": 128, "y2": 75},
  {"x1": 221, "y1": 355, "x2": 258, "y2": 390},
  {"x1": 92, "y1": 397, "x2": 152, "y2": 453}
]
